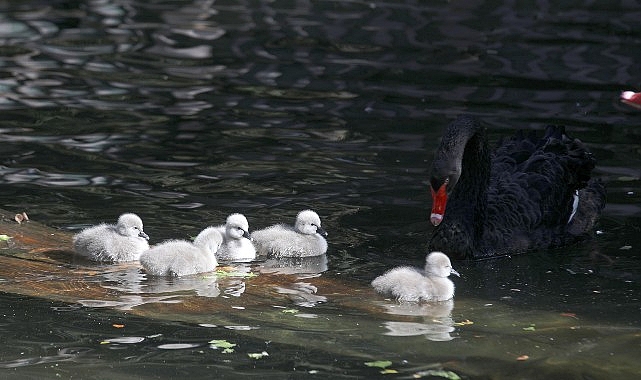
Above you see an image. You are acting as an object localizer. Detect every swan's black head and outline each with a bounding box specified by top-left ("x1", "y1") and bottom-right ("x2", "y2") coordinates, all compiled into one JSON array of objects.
[
  {"x1": 429, "y1": 160, "x2": 461, "y2": 226},
  {"x1": 429, "y1": 115, "x2": 482, "y2": 226}
]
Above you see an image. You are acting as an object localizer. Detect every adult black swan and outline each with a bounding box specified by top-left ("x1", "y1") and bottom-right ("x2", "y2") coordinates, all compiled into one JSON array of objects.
[{"x1": 428, "y1": 115, "x2": 605, "y2": 260}]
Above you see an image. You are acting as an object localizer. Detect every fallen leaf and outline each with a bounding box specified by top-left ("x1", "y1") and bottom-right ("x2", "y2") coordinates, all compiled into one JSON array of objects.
[
  {"x1": 112, "y1": 324, "x2": 125, "y2": 328},
  {"x1": 516, "y1": 355, "x2": 529, "y2": 361},
  {"x1": 364, "y1": 360, "x2": 392, "y2": 369},
  {"x1": 247, "y1": 351, "x2": 269, "y2": 359},
  {"x1": 209, "y1": 339, "x2": 236, "y2": 353},
  {"x1": 0, "y1": 234, "x2": 11, "y2": 241},
  {"x1": 282, "y1": 309, "x2": 299, "y2": 314},
  {"x1": 213, "y1": 270, "x2": 258, "y2": 278},
  {"x1": 380, "y1": 369, "x2": 398, "y2": 374},
  {"x1": 560, "y1": 312, "x2": 577, "y2": 319},
  {"x1": 522, "y1": 326, "x2": 536, "y2": 331},
  {"x1": 411, "y1": 369, "x2": 461, "y2": 379},
  {"x1": 453, "y1": 319, "x2": 474, "y2": 326}
]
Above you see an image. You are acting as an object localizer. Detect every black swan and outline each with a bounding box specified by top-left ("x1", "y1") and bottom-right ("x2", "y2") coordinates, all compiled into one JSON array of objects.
[{"x1": 427, "y1": 115, "x2": 605, "y2": 260}]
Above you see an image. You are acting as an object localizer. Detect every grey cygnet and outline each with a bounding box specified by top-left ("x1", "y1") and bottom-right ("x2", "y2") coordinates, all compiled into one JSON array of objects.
[
  {"x1": 73, "y1": 213, "x2": 150, "y2": 262},
  {"x1": 371, "y1": 251, "x2": 460, "y2": 302}
]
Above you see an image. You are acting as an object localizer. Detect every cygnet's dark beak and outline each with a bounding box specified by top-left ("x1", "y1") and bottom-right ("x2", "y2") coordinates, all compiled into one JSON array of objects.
[
  {"x1": 317, "y1": 226, "x2": 328, "y2": 237},
  {"x1": 139, "y1": 231, "x2": 150, "y2": 241},
  {"x1": 450, "y1": 268, "x2": 460, "y2": 277},
  {"x1": 243, "y1": 229, "x2": 253, "y2": 241}
]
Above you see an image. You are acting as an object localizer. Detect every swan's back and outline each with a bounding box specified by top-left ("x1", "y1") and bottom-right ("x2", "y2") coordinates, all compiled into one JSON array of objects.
[{"x1": 484, "y1": 126, "x2": 604, "y2": 253}]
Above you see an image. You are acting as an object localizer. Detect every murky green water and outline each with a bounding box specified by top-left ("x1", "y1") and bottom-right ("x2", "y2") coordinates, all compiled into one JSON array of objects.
[{"x1": 1, "y1": 0, "x2": 640, "y2": 378}]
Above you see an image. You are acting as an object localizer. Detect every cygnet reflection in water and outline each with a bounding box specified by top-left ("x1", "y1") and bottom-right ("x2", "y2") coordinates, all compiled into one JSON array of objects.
[
  {"x1": 275, "y1": 282, "x2": 327, "y2": 308},
  {"x1": 73, "y1": 213, "x2": 150, "y2": 262},
  {"x1": 371, "y1": 251, "x2": 460, "y2": 302},
  {"x1": 257, "y1": 254, "x2": 328, "y2": 276},
  {"x1": 142, "y1": 275, "x2": 221, "y2": 298},
  {"x1": 215, "y1": 213, "x2": 256, "y2": 262},
  {"x1": 377, "y1": 299, "x2": 455, "y2": 342},
  {"x1": 252, "y1": 210, "x2": 328, "y2": 258},
  {"x1": 140, "y1": 227, "x2": 222, "y2": 277}
]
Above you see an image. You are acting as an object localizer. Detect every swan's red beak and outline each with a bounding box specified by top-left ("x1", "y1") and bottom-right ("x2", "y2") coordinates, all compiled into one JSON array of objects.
[{"x1": 430, "y1": 182, "x2": 448, "y2": 226}]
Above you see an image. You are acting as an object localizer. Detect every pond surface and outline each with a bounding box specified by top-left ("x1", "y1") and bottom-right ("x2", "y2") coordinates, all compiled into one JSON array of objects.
[{"x1": 1, "y1": 0, "x2": 641, "y2": 378}]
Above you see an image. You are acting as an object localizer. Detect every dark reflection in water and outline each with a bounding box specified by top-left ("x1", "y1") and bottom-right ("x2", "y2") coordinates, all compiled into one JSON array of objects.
[{"x1": 1, "y1": 0, "x2": 641, "y2": 378}]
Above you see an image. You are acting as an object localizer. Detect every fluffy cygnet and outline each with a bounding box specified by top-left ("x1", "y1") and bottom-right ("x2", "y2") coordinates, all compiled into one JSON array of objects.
[
  {"x1": 140, "y1": 227, "x2": 223, "y2": 277},
  {"x1": 73, "y1": 213, "x2": 150, "y2": 262},
  {"x1": 215, "y1": 213, "x2": 256, "y2": 262},
  {"x1": 251, "y1": 210, "x2": 328, "y2": 258},
  {"x1": 371, "y1": 251, "x2": 460, "y2": 302}
]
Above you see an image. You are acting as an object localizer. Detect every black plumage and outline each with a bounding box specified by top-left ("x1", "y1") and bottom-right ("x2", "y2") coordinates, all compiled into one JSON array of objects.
[{"x1": 428, "y1": 115, "x2": 605, "y2": 260}]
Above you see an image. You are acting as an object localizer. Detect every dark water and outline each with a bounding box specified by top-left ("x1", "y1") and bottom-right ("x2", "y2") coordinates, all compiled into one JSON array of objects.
[{"x1": 1, "y1": 0, "x2": 641, "y2": 378}]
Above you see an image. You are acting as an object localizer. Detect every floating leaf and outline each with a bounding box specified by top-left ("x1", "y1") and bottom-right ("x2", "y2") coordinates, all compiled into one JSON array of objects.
[
  {"x1": 516, "y1": 355, "x2": 530, "y2": 361},
  {"x1": 560, "y1": 312, "x2": 578, "y2": 319},
  {"x1": 247, "y1": 351, "x2": 269, "y2": 359},
  {"x1": 282, "y1": 309, "x2": 299, "y2": 314},
  {"x1": 112, "y1": 323, "x2": 125, "y2": 328},
  {"x1": 364, "y1": 360, "x2": 392, "y2": 369},
  {"x1": 380, "y1": 369, "x2": 398, "y2": 374},
  {"x1": 412, "y1": 369, "x2": 461, "y2": 379},
  {"x1": 209, "y1": 339, "x2": 236, "y2": 353},
  {"x1": 453, "y1": 319, "x2": 473, "y2": 326},
  {"x1": 213, "y1": 270, "x2": 258, "y2": 278},
  {"x1": 0, "y1": 234, "x2": 11, "y2": 241},
  {"x1": 208, "y1": 339, "x2": 236, "y2": 349},
  {"x1": 522, "y1": 324, "x2": 536, "y2": 331}
]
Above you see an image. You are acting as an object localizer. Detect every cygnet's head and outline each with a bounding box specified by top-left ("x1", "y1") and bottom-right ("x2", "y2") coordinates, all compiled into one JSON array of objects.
[
  {"x1": 116, "y1": 213, "x2": 149, "y2": 240},
  {"x1": 294, "y1": 210, "x2": 328, "y2": 236},
  {"x1": 194, "y1": 227, "x2": 224, "y2": 254},
  {"x1": 424, "y1": 251, "x2": 460, "y2": 278},
  {"x1": 225, "y1": 213, "x2": 251, "y2": 240}
]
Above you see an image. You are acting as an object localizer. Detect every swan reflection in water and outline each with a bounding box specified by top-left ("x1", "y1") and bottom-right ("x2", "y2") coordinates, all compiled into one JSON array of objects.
[
  {"x1": 377, "y1": 299, "x2": 456, "y2": 342},
  {"x1": 258, "y1": 255, "x2": 329, "y2": 308}
]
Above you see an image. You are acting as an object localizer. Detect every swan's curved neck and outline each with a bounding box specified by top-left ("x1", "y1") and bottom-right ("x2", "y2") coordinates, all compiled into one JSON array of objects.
[
  {"x1": 430, "y1": 116, "x2": 490, "y2": 257},
  {"x1": 451, "y1": 128, "x2": 490, "y2": 218}
]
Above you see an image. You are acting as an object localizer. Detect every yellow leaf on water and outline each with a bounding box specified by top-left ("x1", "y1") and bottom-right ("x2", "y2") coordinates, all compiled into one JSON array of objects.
[
  {"x1": 364, "y1": 360, "x2": 392, "y2": 369},
  {"x1": 453, "y1": 319, "x2": 474, "y2": 326}
]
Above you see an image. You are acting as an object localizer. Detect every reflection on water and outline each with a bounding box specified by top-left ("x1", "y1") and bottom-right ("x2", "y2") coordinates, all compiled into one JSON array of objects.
[
  {"x1": 378, "y1": 299, "x2": 456, "y2": 342},
  {"x1": 0, "y1": 0, "x2": 641, "y2": 378},
  {"x1": 257, "y1": 254, "x2": 328, "y2": 275},
  {"x1": 274, "y1": 281, "x2": 327, "y2": 308}
]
